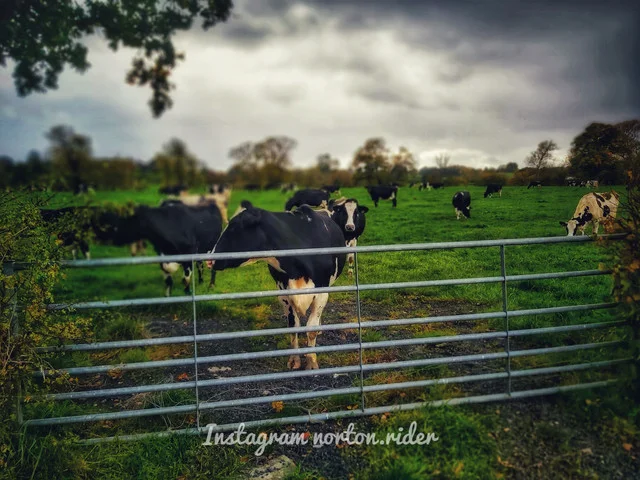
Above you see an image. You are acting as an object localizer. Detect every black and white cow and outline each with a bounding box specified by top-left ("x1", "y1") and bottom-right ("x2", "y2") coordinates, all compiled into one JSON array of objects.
[
  {"x1": 452, "y1": 191, "x2": 471, "y2": 219},
  {"x1": 281, "y1": 182, "x2": 297, "y2": 193},
  {"x1": 484, "y1": 184, "x2": 503, "y2": 198},
  {"x1": 418, "y1": 182, "x2": 432, "y2": 191},
  {"x1": 527, "y1": 181, "x2": 542, "y2": 189},
  {"x1": 207, "y1": 202, "x2": 346, "y2": 370},
  {"x1": 366, "y1": 185, "x2": 398, "y2": 207},
  {"x1": 128, "y1": 202, "x2": 223, "y2": 296},
  {"x1": 321, "y1": 184, "x2": 341, "y2": 195},
  {"x1": 285, "y1": 188, "x2": 331, "y2": 211},
  {"x1": 40, "y1": 207, "x2": 92, "y2": 259},
  {"x1": 328, "y1": 198, "x2": 368, "y2": 276},
  {"x1": 430, "y1": 182, "x2": 445, "y2": 189}
]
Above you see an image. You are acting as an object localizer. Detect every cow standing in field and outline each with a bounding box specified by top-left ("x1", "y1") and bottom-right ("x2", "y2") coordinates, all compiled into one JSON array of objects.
[
  {"x1": 130, "y1": 202, "x2": 223, "y2": 296},
  {"x1": 430, "y1": 182, "x2": 445, "y2": 189},
  {"x1": 484, "y1": 184, "x2": 503, "y2": 198},
  {"x1": 321, "y1": 184, "x2": 341, "y2": 195},
  {"x1": 207, "y1": 203, "x2": 346, "y2": 370},
  {"x1": 418, "y1": 182, "x2": 432, "y2": 191},
  {"x1": 285, "y1": 188, "x2": 331, "y2": 211},
  {"x1": 327, "y1": 198, "x2": 368, "y2": 276},
  {"x1": 281, "y1": 183, "x2": 297, "y2": 193},
  {"x1": 585, "y1": 180, "x2": 600, "y2": 188},
  {"x1": 560, "y1": 191, "x2": 619, "y2": 236},
  {"x1": 366, "y1": 185, "x2": 398, "y2": 207},
  {"x1": 527, "y1": 181, "x2": 542, "y2": 189},
  {"x1": 452, "y1": 191, "x2": 471, "y2": 219}
]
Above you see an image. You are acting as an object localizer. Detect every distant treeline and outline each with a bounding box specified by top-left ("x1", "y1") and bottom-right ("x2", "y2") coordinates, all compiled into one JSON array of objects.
[{"x1": 1, "y1": 120, "x2": 637, "y2": 192}]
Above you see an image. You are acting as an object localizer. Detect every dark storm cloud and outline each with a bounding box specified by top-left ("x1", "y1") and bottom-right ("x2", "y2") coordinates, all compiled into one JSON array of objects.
[{"x1": 228, "y1": 0, "x2": 640, "y2": 112}]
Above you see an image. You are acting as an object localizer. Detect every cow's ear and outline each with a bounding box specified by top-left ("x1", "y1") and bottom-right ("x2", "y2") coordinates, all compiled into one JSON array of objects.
[
  {"x1": 359, "y1": 206, "x2": 369, "y2": 213},
  {"x1": 559, "y1": 221, "x2": 567, "y2": 227},
  {"x1": 240, "y1": 208, "x2": 261, "y2": 227},
  {"x1": 240, "y1": 200, "x2": 254, "y2": 209},
  {"x1": 327, "y1": 199, "x2": 336, "y2": 211}
]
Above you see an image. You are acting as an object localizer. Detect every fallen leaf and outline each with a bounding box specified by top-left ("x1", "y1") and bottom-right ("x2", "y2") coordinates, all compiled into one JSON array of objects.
[
  {"x1": 176, "y1": 372, "x2": 189, "y2": 381},
  {"x1": 453, "y1": 462, "x2": 464, "y2": 476},
  {"x1": 623, "y1": 443, "x2": 633, "y2": 452},
  {"x1": 503, "y1": 427, "x2": 510, "y2": 432},
  {"x1": 581, "y1": 447, "x2": 593, "y2": 455},
  {"x1": 271, "y1": 401, "x2": 284, "y2": 412}
]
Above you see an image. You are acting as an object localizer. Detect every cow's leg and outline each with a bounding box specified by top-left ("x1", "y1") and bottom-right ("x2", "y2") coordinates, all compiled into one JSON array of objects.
[
  {"x1": 455, "y1": 208, "x2": 460, "y2": 220},
  {"x1": 161, "y1": 263, "x2": 175, "y2": 297},
  {"x1": 392, "y1": 197, "x2": 397, "y2": 208},
  {"x1": 346, "y1": 239, "x2": 357, "y2": 277},
  {"x1": 279, "y1": 293, "x2": 302, "y2": 370},
  {"x1": 182, "y1": 262, "x2": 193, "y2": 294},
  {"x1": 592, "y1": 220, "x2": 600, "y2": 235},
  {"x1": 305, "y1": 293, "x2": 329, "y2": 370},
  {"x1": 196, "y1": 261, "x2": 204, "y2": 284}
]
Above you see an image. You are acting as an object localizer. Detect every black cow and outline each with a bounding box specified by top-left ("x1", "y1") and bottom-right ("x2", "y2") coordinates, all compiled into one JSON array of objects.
[
  {"x1": 452, "y1": 191, "x2": 471, "y2": 219},
  {"x1": 159, "y1": 184, "x2": 188, "y2": 195},
  {"x1": 484, "y1": 184, "x2": 503, "y2": 198},
  {"x1": 285, "y1": 188, "x2": 330, "y2": 211},
  {"x1": 244, "y1": 184, "x2": 260, "y2": 191},
  {"x1": 430, "y1": 182, "x2": 445, "y2": 189},
  {"x1": 207, "y1": 202, "x2": 346, "y2": 370},
  {"x1": 321, "y1": 184, "x2": 341, "y2": 194},
  {"x1": 328, "y1": 198, "x2": 368, "y2": 276},
  {"x1": 418, "y1": 181, "x2": 432, "y2": 191},
  {"x1": 127, "y1": 202, "x2": 223, "y2": 296},
  {"x1": 366, "y1": 185, "x2": 398, "y2": 208},
  {"x1": 527, "y1": 181, "x2": 542, "y2": 189}
]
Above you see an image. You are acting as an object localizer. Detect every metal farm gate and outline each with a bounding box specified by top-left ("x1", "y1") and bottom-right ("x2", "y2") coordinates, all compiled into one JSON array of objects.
[{"x1": 17, "y1": 235, "x2": 631, "y2": 443}]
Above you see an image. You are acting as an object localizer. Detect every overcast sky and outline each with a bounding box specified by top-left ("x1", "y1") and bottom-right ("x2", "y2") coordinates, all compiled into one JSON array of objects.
[{"x1": 1, "y1": 0, "x2": 639, "y2": 170}]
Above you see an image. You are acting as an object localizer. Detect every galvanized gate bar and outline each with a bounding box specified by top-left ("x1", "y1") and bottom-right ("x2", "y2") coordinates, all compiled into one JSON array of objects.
[
  {"x1": 58, "y1": 234, "x2": 626, "y2": 268},
  {"x1": 25, "y1": 358, "x2": 629, "y2": 427},
  {"x1": 47, "y1": 268, "x2": 611, "y2": 311},
  {"x1": 37, "y1": 302, "x2": 618, "y2": 353},
  {"x1": 41, "y1": 322, "x2": 624, "y2": 377},
  {"x1": 41, "y1": 341, "x2": 627, "y2": 402}
]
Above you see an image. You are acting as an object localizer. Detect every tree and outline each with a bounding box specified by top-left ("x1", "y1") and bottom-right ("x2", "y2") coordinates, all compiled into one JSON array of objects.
[
  {"x1": 389, "y1": 146, "x2": 417, "y2": 184},
  {"x1": 153, "y1": 138, "x2": 201, "y2": 186},
  {"x1": 228, "y1": 136, "x2": 297, "y2": 186},
  {"x1": 45, "y1": 125, "x2": 93, "y2": 191},
  {"x1": 317, "y1": 154, "x2": 340, "y2": 174},
  {"x1": 1, "y1": 1, "x2": 233, "y2": 117},
  {"x1": 434, "y1": 153, "x2": 451, "y2": 169},
  {"x1": 566, "y1": 123, "x2": 631, "y2": 183},
  {"x1": 352, "y1": 137, "x2": 390, "y2": 185},
  {"x1": 525, "y1": 140, "x2": 558, "y2": 178},
  {"x1": 497, "y1": 162, "x2": 519, "y2": 173}
]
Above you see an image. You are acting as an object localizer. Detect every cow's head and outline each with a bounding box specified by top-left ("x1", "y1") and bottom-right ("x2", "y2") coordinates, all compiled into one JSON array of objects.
[
  {"x1": 330, "y1": 198, "x2": 368, "y2": 233},
  {"x1": 461, "y1": 205, "x2": 471, "y2": 218},
  {"x1": 206, "y1": 201, "x2": 267, "y2": 275},
  {"x1": 560, "y1": 207, "x2": 592, "y2": 236}
]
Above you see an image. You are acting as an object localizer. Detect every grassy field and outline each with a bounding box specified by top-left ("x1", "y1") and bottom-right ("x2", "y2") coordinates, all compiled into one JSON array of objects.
[{"x1": 19, "y1": 184, "x2": 638, "y2": 480}]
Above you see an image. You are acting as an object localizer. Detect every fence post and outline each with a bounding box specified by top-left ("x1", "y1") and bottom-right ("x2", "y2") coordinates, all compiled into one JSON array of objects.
[
  {"x1": 3, "y1": 261, "x2": 23, "y2": 425},
  {"x1": 500, "y1": 245, "x2": 512, "y2": 395},
  {"x1": 354, "y1": 252, "x2": 366, "y2": 412},
  {"x1": 191, "y1": 259, "x2": 200, "y2": 429}
]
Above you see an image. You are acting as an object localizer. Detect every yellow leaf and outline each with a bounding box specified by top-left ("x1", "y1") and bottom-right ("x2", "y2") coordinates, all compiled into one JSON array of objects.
[
  {"x1": 271, "y1": 401, "x2": 284, "y2": 412},
  {"x1": 623, "y1": 443, "x2": 633, "y2": 452},
  {"x1": 453, "y1": 461, "x2": 464, "y2": 476}
]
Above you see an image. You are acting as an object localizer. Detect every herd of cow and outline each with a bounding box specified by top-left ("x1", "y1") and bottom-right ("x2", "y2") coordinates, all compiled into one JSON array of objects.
[{"x1": 39, "y1": 182, "x2": 620, "y2": 370}]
